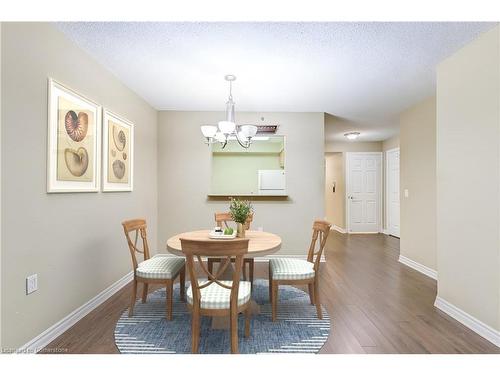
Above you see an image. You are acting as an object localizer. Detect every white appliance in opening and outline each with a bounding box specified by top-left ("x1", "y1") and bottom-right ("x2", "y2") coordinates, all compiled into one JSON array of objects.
[{"x1": 258, "y1": 170, "x2": 286, "y2": 195}]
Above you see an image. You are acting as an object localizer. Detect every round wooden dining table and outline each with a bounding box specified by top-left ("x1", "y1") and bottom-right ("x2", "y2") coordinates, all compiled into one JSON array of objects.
[
  {"x1": 166, "y1": 229, "x2": 281, "y2": 329},
  {"x1": 166, "y1": 229, "x2": 282, "y2": 257}
]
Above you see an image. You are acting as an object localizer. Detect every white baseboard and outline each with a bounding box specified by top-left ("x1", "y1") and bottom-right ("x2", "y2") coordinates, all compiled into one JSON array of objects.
[
  {"x1": 17, "y1": 271, "x2": 133, "y2": 353},
  {"x1": 332, "y1": 225, "x2": 347, "y2": 234},
  {"x1": 381, "y1": 228, "x2": 389, "y2": 235},
  {"x1": 398, "y1": 255, "x2": 437, "y2": 280},
  {"x1": 434, "y1": 297, "x2": 500, "y2": 347}
]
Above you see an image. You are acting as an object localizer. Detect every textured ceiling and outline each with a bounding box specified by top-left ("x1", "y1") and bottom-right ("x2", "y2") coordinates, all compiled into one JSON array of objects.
[{"x1": 56, "y1": 22, "x2": 496, "y2": 141}]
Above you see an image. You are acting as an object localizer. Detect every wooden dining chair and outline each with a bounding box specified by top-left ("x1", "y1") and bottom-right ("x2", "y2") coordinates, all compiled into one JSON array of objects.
[
  {"x1": 208, "y1": 212, "x2": 255, "y2": 285},
  {"x1": 181, "y1": 237, "x2": 252, "y2": 354},
  {"x1": 268, "y1": 220, "x2": 331, "y2": 321},
  {"x1": 122, "y1": 219, "x2": 186, "y2": 320}
]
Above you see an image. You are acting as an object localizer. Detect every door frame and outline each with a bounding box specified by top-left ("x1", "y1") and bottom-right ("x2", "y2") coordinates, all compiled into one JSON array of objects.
[
  {"x1": 385, "y1": 147, "x2": 400, "y2": 237},
  {"x1": 345, "y1": 152, "x2": 383, "y2": 234}
]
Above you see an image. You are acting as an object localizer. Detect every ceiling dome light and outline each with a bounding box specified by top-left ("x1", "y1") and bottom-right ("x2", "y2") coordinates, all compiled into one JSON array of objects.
[{"x1": 344, "y1": 132, "x2": 360, "y2": 140}]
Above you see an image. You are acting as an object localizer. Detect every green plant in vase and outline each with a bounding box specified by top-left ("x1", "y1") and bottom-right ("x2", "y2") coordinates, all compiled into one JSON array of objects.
[{"x1": 229, "y1": 197, "x2": 253, "y2": 238}]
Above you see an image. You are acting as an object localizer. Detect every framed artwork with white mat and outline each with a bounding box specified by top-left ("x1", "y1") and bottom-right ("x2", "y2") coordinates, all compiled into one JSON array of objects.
[
  {"x1": 102, "y1": 109, "x2": 134, "y2": 192},
  {"x1": 47, "y1": 78, "x2": 101, "y2": 193}
]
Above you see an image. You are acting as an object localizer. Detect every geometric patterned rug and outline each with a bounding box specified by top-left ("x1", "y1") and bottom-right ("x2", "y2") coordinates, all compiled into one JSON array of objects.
[{"x1": 114, "y1": 279, "x2": 330, "y2": 354}]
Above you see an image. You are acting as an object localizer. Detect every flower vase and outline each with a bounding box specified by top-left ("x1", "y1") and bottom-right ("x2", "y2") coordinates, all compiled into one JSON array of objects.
[{"x1": 237, "y1": 223, "x2": 246, "y2": 238}]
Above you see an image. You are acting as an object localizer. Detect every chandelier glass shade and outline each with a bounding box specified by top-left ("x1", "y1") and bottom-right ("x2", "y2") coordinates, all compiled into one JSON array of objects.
[
  {"x1": 240, "y1": 124, "x2": 258, "y2": 138},
  {"x1": 200, "y1": 75, "x2": 258, "y2": 149},
  {"x1": 218, "y1": 120, "x2": 236, "y2": 135},
  {"x1": 200, "y1": 125, "x2": 218, "y2": 138}
]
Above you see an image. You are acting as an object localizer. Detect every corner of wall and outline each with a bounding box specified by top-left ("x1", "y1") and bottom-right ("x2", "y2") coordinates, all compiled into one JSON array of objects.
[
  {"x1": 399, "y1": 95, "x2": 437, "y2": 272},
  {"x1": 155, "y1": 109, "x2": 163, "y2": 252},
  {"x1": 382, "y1": 134, "x2": 400, "y2": 151},
  {"x1": 0, "y1": 21, "x2": 3, "y2": 349}
]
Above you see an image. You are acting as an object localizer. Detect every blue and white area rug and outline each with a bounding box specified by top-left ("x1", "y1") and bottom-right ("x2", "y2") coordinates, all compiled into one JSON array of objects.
[{"x1": 114, "y1": 279, "x2": 330, "y2": 354}]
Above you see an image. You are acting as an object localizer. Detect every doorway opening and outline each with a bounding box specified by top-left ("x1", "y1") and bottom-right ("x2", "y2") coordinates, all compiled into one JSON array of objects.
[
  {"x1": 385, "y1": 148, "x2": 400, "y2": 238},
  {"x1": 324, "y1": 153, "x2": 346, "y2": 233}
]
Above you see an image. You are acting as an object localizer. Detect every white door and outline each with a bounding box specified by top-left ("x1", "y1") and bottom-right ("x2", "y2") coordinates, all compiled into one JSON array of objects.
[
  {"x1": 386, "y1": 148, "x2": 400, "y2": 237},
  {"x1": 346, "y1": 152, "x2": 382, "y2": 233}
]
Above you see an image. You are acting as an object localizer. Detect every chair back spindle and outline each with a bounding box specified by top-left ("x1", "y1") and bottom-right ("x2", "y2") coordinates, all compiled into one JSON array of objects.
[
  {"x1": 122, "y1": 219, "x2": 151, "y2": 270},
  {"x1": 180, "y1": 238, "x2": 249, "y2": 309},
  {"x1": 306, "y1": 220, "x2": 332, "y2": 271}
]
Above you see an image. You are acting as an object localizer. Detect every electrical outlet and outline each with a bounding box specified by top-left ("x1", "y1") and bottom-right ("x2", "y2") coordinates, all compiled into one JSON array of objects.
[{"x1": 26, "y1": 274, "x2": 38, "y2": 295}]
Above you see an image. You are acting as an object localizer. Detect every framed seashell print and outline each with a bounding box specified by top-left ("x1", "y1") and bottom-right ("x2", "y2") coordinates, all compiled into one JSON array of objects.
[
  {"x1": 102, "y1": 109, "x2": 134, "y2": 192},
  {"x1": 47, "y1": 78, "x2": 101, "y2": 192}
]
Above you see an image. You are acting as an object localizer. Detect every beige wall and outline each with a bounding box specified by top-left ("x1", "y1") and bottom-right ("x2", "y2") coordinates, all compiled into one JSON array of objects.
[
  {"x1": 0, "y1": 21, "x2": 3, "y2": 349},
  {"x1": 400, "y1": 96, "x2": 436, "y2": 271},
  {"x1": 436, "y1": 26, "x2": 500, "y2": 330},
  {"x1": 382, "y1": 135, "x2": 400, "y2": 151},
  {"x1": 324, "y1": 112, "x2": 390, "y2": 152},
  {"x1": 158, "y1": 111, "x2": 325, "y2": 256},
  {"x1": 324, "y1": 153, "x2": 345, "y2": 229},
  {"x1": 1, "y1": 23, "x2": 158, "y2": 348},
  {"x1": 325, "y1": 141, "x2": 382, "y2": 153}
]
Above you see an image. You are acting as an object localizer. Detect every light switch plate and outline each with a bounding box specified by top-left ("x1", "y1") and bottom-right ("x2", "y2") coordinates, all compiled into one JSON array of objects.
[
  {"x1": 404, "y1": 189, "x2": 409, "y2": 198},
  {"x1": 26, "y1": 274, "x2": 38, "y2": 295}
]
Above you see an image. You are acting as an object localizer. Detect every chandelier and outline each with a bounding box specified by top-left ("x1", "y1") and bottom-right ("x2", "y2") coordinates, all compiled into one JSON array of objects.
[{"x1": 200, "y1": 75, "x2": 258, "y2": 149}]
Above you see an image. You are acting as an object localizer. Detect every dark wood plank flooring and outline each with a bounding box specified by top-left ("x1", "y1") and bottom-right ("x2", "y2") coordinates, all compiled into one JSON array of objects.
[{"x1": 43, "y1": 232, "x2": 500, "y2": 354}]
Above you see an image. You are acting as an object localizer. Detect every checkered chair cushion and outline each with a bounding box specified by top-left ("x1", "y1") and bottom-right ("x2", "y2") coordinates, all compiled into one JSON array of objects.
[
  {"x1": 187, "y1": 279, "x2": 252, "y2": 309},
  {"x1": 136, "y1": 256, "x2": 185, "y2": 279},
  {"x1": 270, "y1": 258, "x2": 315, "y2": 280}
]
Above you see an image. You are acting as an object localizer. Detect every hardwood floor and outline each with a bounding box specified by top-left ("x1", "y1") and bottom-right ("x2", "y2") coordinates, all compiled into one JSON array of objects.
[{"x1": 43, "y1": 231, "x2": 500, "y2": 354}]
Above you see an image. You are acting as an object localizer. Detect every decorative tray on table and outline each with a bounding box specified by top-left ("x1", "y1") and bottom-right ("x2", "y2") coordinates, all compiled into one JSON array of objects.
[{"x1": 208, "y1": 228, "x2": 237, "y2": 240}]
